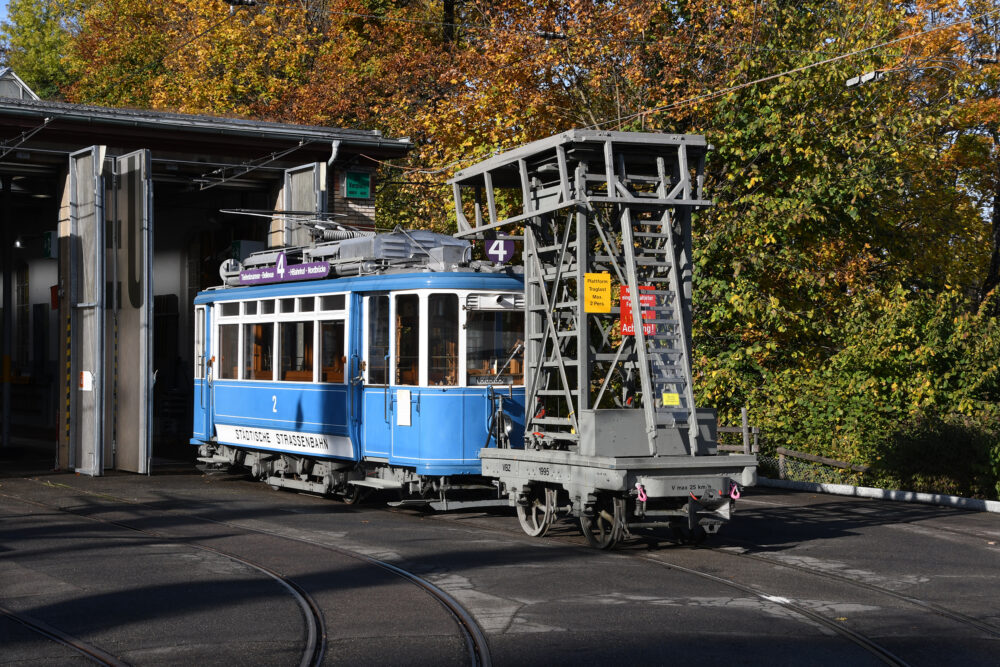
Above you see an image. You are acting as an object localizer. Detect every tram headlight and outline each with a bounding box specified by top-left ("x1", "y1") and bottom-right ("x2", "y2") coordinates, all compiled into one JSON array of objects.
[{"x1": 490, "y1": 412, "x2": 513, "y2": 436}]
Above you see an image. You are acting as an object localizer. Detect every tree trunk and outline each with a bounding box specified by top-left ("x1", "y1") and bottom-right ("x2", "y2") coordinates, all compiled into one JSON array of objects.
[
  {"x1": 443, "y1": 0, "x2": 455, "y2": 42},
  {"x1": 982, "y1": 185, "x2": 1000, "y2": 314}
]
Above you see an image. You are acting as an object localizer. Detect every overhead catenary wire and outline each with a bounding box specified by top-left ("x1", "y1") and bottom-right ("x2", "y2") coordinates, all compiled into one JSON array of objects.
[
  {"x1": 0, "y1": 117, "x2": 54, "y2": 160},
  {"x1": 197, "y1": 141, "x2": 311, "y2": 190}
]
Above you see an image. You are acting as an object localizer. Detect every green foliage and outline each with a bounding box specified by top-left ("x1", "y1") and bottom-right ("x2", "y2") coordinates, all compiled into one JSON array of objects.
[
  {"x1": 739, "y1": 289, "x2": 1000, "y2": 499},
  {"x1": 0, "y1": 0, "x2": 84, "y2": 99}
]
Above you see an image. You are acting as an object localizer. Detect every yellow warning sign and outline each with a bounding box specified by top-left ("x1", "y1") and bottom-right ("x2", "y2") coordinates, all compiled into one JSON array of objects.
[
  {"x1": 662, "y1": 392, "x2": 681, "y2": 406},
  {"x1": 584, "y1": 272, "x2": 612, "y2": 313}
]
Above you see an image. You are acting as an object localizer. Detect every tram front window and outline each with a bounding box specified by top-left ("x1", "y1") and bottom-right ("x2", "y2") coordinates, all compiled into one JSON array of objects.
[
  {"x1": 466, "y1": 309, "x2": 524, "y2": 386},
  {"x1": 395, "y1": 294, "x2": 420, "y2": 385},
  {"x1": 280, "y1": 321, "x2": 314, "y2": 381},
  {"x1": 244, "y1": 322, "x2": 273, "y2": 380},
  {"x1": 429, "y1": 294, "x2": 458, "y2": 386}
]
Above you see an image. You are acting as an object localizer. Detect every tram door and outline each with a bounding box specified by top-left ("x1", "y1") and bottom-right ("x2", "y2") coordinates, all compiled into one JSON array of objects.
[
  {"x1": 360, "y1": 294, "x2": 392, "y2": 457},
  {"x1": 192, "y1": 304, "x2": 212, "y2": 441}
]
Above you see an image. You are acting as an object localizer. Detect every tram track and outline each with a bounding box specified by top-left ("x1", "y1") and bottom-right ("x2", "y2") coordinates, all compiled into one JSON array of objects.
[
  {"x1": 706, "y1": 540, "x2": 1000, "y2": 639},
  {"x1": 634, "y1": 552, "x2": 911, "y2": 666},
  {"x1": 186, "y1": 512, "x2": 493, "y2": 667},
  {"x1": 5, "y1": 483, "x2": 492, "y2": 667},
  {"x1": 411, "y1": 506, "x2": 997, "y2": 667},
  {"x1": 8, "y1": 476, "x2": 992, "y2": 667},
  {"x1": 525, "y1": 526, "x2": 912, "y2": 666},
  {"x1": 0, "y1": 490, "x2": 326, "y2": 667},
  {"x1": 0, "y1": 604, "x2": 129, "y2": 667},
  {"x1": 397, "y1": 508, "x2": 917, "y2": 666}
]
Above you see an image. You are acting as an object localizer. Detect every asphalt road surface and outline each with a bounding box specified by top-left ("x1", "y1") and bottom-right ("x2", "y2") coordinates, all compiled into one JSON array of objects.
[{"x1": 1, "y1": 467, "x2": 997, "y2": 666}]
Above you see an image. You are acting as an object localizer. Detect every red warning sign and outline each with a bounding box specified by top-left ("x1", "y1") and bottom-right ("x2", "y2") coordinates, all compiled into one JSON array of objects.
[{"x1": 620, "y1": 285, "x2": 656, "y2": 336}]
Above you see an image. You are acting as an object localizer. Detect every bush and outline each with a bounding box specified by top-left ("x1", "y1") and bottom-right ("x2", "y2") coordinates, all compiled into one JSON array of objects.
[{"x1": 710, "y1": 288, "x2": 1000, "y2": 500}]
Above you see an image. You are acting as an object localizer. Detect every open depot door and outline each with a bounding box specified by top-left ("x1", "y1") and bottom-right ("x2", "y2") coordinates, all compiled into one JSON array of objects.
[{"x1": 69, "y1": 147, "x2": 153, "y2": 474}]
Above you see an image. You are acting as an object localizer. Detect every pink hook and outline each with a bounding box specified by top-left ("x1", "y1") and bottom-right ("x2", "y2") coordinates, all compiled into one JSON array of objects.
[
  {"x1": 635, "y1": 482, "x2": 647, "y2": 502},
  {"x1": 730, "y1": 482, "x2": 741, "y2": 500}
]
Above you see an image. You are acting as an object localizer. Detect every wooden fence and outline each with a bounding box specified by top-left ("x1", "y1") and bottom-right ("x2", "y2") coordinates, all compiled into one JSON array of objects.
[
  {"x1": 716, "y1": 411, "x2": 867, "y2": 481},
  {"x1": 716, "y1": 407, "x2": 759, "y2": 455}
]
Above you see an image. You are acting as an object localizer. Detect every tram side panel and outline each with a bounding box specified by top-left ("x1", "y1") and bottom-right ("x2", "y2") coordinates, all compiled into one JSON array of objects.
[
  {"x1": 359, "y1": 371, "x2": 526, "y2": 476},
  {"x1": 191, "y1": 284, "x2": 360, "y2": 464},
  {"x1": 212, "y1": 380, "x2": 357, "y2": 461}
]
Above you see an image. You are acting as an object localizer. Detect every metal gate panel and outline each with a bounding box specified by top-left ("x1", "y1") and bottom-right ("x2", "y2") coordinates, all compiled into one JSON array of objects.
[
  {"x1": 113, "y1": 149, "x2": 153, "y2": 473},
  {"x1": 69, "y1": 146, "x2": 106, "y2": 475},
  {"x1": 284, "y1": 163, "x2": 327, "y2": 247}
]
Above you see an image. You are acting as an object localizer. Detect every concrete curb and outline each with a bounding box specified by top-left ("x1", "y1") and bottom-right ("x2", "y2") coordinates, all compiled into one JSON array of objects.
[{"x1": 758, "y1": 477, "x2": 1000, "y2": 514}]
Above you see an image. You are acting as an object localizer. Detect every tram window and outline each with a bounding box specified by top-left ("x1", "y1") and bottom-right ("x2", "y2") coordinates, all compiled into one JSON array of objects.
[
  {"x1": 395, "y1": 294, "x2": 420, "y2": 386},
  {"x1": 261, "y1": 300, "x2": 275, "y2": 314},
  {"x1": 218, "y1": 324, "x2": 239, "y2": 379},
  {"x1": 220, "y1": 302, "x2": 239, "y2": 317},
  {"x1": 280, "y1": 321, "x2": 314, "y2": 381},
  {"x1": 320, "y1": 321, "x2": 346, "y2": 382},
  {"x1": 243, "y1": 323, "x2": 274, "y2": 380},
  {"x1": 320, "y1": 294, "x2": 345, "y2": 311},
  {"x1": 280, "y1": 298, "x2": 295, "y2": 313},
  {"x1": 428, "y1": 294, "x2": 458, "y2": 386},
  {"x1": 244, "y1": 301, "x2": 257, "y2": 315},
  {"x1": 367, "y1": 296, "x2": 389, "y2": 385},
  {"x1": 299, "y1": 297, "x2": 315, "y2": 312},
  {"x1": 466, "y1": 309, "x2": 524, "y2": 385}
]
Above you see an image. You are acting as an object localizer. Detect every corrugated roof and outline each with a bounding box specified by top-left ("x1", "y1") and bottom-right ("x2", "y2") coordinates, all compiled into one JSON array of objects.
[{"x1": 0, "y1": 96, "x2": 410, "y2": 151}]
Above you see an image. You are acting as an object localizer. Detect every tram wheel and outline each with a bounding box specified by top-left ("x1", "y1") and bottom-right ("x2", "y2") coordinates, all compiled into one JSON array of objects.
[
  {"x1": 579, "y1": 496, "x2": 625, "y2": 549},
  {"x1": 516, "y1": 486, "x2": 556, "y2": 537}
]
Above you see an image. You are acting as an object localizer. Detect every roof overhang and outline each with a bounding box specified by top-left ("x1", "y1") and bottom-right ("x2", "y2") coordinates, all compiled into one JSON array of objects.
[{"x1": 0, "y1": 98, "x2": 412, "y2": 185}]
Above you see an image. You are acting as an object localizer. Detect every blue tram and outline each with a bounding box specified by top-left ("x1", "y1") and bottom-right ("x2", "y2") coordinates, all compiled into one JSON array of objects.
[{"x1": 191, "y1": 229, "x2": 526, "y2": 504}]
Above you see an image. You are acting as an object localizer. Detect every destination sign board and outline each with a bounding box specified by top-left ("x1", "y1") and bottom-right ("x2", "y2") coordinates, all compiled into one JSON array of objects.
[{"x1": 239, "y1": 251, "x2": 330, "y2": 286}]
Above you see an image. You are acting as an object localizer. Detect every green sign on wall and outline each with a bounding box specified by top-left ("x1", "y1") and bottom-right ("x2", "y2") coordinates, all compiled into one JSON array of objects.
[{"x1": 345, "y1": 171, "x2": 371, "y2": 199}]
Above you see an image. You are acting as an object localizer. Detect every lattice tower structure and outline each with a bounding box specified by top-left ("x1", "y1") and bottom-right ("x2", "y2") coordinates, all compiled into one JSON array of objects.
[{"x1": 451, "y1": 130, "x2": 712, "y2": 458}]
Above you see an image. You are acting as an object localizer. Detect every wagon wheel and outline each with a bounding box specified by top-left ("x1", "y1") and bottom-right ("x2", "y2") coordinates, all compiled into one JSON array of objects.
[
  {"x1": 579, "y1": 495, "x2": 626, "y2": 549},
  {"x1": 340, "y1": 484, "x2": 369, "y2": 505},
  {"x1": 516, "y1": 486, "x2": 556, "y2": 537}
]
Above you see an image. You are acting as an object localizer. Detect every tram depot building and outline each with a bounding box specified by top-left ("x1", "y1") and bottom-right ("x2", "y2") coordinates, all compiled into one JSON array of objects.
[{"x1": 0, "y1": 70, "x2": 410, "y2": 474}]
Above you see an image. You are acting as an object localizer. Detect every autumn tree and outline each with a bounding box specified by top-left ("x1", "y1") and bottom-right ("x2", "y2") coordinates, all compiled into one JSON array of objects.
[{"x1": 0, "y1": 0, "x2": 86, "y2": 99}]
